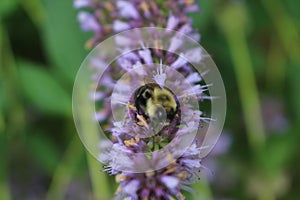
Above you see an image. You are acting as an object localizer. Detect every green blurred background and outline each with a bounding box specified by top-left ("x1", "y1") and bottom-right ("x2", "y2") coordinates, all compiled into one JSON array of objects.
[{"x1": 0, "y1": 0, "x2": 299, "y2": 199}]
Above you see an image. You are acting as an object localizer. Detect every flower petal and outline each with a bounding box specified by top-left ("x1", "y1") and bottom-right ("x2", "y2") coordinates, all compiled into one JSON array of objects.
[
  {"x1": 74, "y1": 0, "x2": 90, "y2": 8},
  {"x1": 77, "y1": 12, "x2": 100, "y2": 32},
  {"x1": 161, "y1": 175, "x2": 179, "y2": 190},
  {"x1": 113, "y1": 20, "x2": 131, "y2": 32},
  {"x1": 117, "y1": 0, "x2": 140, "y2": 19}
]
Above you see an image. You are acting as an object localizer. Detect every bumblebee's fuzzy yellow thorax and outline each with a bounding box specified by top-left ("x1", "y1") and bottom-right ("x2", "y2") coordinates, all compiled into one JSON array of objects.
[{"x1": 152, "y1": 88, "x2": 177, "y2": 112}]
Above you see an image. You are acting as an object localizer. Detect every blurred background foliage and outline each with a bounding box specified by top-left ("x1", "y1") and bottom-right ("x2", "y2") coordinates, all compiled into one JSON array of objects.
[{"x1": 0, "y1": 0, "x2": 299, "y2": 199}]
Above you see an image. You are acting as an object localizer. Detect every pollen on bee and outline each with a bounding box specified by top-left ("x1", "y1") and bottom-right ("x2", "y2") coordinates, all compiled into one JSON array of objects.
[
  {"x1": 115, "y1": 174, "x2": 127, "y2": 183},
  {"x1": 85, "y1": 39, "x2": 94, "y2": 50},
  {"x1": 124, "y1": 137, "x2": 140, "y2": 147},
  {"x1": 104, "y1": 2, "x2": 115, "y2": 12},
  {"x1": 134, "y1": 137, "x2": 140, "y2": 143},
  {"x1": 177, "y1": 171, "x2": 188, "y2": 179},
  {"x1": 146, "y1": 170, "x2": 155, "y2": 177},
  {"x1": 166, "y1": 153, "x2": 176, "y2": 163},
  {"x1": 140, "y1": 1, "x2": 149, "y2": 12},
  {"x1": 136, "y1": 114, "x2": 149, "y2": 128},
  {"x1": 127, "y1": 102, "x2": 137, "y2": 111},
  {"x1": 185, "y1": 0, "x2": 195, "y2": 6},
  {"x1": 164, "y1": 165, "x2": 177, "y2": 174}
]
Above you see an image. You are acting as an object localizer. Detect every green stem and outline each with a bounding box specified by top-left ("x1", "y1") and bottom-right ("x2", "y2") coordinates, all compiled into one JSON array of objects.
[
  {"x1": 217, "y1": 4, "x2": 272, "y2": 200},
  {"x1": 0, "y1": 20, "x2": 18, "y2": 200},
  {"x1": 45, "y1": 137, "x2": 84, "y2": 200},
  {"x1": 86, "y1": 154, "x2": 112, "y2": 200},
  {"x1": 261, "y1": 0, "x2": 300, "y2": 62},
  {"x1": 72, "y1": 68, "x2": 112, "y2": 199},
  {"x1": 216, "y1": 4, "x2": 266, "y2": 153},
  {"x1": 225, "y1": 30, "x2": 265, "y2": 152},
  {"x1": 265, "y1": 37, "x2": 286, "y2": 94},
  {"x1": 1, "y1": 20, "x2": 26, "y2": 140}
]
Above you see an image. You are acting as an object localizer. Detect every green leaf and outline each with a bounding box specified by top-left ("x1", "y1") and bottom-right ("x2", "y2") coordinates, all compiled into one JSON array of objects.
[
  {"x1": 42, "y1": 0, "x2": 88, "y2": 84},
  {"x1": 18, "y1": 61, "x2": 72, "y2": 116},
  {"x1": 87, "y1": 154, "x2": 112, "y2": 200}
]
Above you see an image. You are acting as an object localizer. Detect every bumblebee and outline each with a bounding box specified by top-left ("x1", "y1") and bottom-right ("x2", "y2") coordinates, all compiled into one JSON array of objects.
[{"x1": 133, "y1": 83, "x2": 179, "y2": 126}]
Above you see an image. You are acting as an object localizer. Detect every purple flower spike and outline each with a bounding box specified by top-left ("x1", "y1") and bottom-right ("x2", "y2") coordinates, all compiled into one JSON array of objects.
[
  {"x1": 74, "y1": 0, "x2": 226, "y2": 199},
  {"x1": 72, "y1": 27, "x2": 228, "y2": 197}
]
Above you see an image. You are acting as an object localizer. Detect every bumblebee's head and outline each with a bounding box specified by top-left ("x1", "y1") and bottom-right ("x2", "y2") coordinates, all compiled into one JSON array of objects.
[{"x1": 133, "y1": 83, "x2": 180, "y2": 128}]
